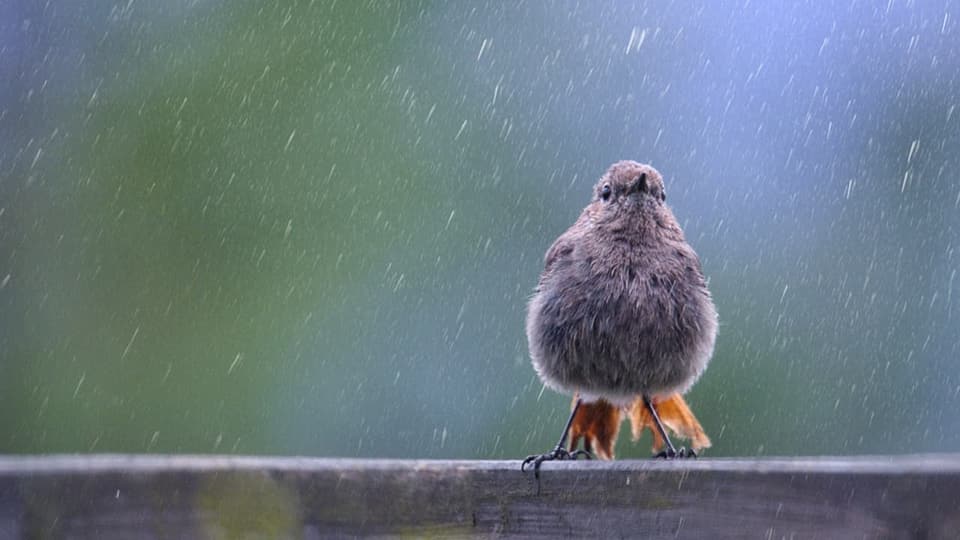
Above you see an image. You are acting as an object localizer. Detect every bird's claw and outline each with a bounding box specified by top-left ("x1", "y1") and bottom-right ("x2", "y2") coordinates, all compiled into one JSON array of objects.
[
  {"x1": 653, "y1": 447, "x2": 697, "y2": 459},
  {"x1": 521, "y1": 446, "x2": 591, "y2": 474},
  {"x1": 521, "y1": 445, "x2": 594, "y2": 494},
  {"x1": 569, "y1": 449, "x2": 594, "y2": 460}
]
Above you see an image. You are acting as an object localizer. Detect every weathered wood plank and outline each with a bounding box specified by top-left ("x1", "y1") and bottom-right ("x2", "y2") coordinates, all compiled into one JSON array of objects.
[{"x1": 1, "y1": 455, "x2": 959, "y2": 538}]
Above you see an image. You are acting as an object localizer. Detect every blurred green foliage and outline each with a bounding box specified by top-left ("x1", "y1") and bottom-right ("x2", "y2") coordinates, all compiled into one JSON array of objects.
[{"x1": 2, "y1": 2, "x2": 958, "y2": 458}]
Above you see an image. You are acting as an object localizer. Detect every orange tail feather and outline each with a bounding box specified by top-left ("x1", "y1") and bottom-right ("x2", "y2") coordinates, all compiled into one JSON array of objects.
[
  {"x1": 567, "y1": 397, "x2": 621, "y2": 460},
  {"x1": 628, "y1": 394, "x2": 711, "y2": 453}
]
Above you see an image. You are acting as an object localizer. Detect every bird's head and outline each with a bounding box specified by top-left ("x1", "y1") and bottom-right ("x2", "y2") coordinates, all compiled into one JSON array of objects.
[{"x1": 591, "y1": 161, "x2": 667, "y2": 223}]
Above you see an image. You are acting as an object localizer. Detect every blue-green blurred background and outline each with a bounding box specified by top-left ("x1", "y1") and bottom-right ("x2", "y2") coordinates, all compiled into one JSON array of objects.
[{"x1": 2, "y1": 1, "x2": 958, "y2": 458}]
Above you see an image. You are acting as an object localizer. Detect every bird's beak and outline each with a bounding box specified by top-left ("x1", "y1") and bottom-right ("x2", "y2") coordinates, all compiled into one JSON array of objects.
[{"x1": 627, "y1": 173, "x2": 647, "y2": 195}]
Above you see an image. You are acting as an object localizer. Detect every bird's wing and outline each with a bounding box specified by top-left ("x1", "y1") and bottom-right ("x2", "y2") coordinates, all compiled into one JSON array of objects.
[
  {"x1": 543, "y1": 235, "x2": 574, "y2": 274},
  {"x1": 542, "y1": 213, "x2": 588, "y2": 274}
]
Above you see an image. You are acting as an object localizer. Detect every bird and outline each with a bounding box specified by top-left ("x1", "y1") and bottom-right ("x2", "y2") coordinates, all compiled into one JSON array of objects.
[{"x1": 522, "y1": 160, "x2": 717, "y2": 477}]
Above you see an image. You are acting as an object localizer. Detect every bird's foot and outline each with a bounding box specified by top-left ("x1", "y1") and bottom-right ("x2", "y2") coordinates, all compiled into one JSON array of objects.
[
  {"x1": 521, "y1": 446, "x2": 592, "y2": 475},
  {"x1": 569, "y1": 449, "x2": 594, "y2": 460},
  {"x1": 521, "y1": 445, "x2": 593, "y2": 494},
  {"x1": 653, "y1": 447, "x2": 697, "y2": 459}
]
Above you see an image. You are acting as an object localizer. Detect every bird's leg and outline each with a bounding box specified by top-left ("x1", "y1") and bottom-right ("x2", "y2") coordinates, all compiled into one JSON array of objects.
[
  {"x1": 644, "y1": 395, "x2": 696, "y2": 459},
  {"x1": 521, "y1": 397, "x2": 591, "y2": 490}
]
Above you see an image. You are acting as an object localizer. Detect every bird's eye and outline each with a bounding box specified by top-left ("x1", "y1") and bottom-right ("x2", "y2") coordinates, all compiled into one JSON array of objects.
[
  {"x1": 600, "y1": 184, "x2": 612, "y2": 201},
  {"x1": 660, "y1": 190, "x2": 666, "y2": 202}
]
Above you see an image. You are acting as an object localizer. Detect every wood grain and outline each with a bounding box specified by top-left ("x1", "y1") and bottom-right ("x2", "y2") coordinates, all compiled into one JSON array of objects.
[{"x1": 1, "y1": 455, "x2": 959, "y2": 538}]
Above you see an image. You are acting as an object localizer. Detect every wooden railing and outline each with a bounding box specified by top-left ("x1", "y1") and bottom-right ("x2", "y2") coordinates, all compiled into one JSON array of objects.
[{"x1": 1, "y1": 455, "x2": 959, "y2": 538}]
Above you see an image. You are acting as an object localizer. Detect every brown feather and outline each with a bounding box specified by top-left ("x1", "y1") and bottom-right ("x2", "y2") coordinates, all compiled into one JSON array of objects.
[
  {"x1": 567, "y1": 398, "x2": 621, "y2": 460},
  {"x1": 628, "y1": 394, "x2": 711, "y2": 453}
]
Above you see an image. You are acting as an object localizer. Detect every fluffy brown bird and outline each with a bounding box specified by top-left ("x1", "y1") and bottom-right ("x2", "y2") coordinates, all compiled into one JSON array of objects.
[{"x1": 522, "y1": 161, "x2": 717, "y2": 476}]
